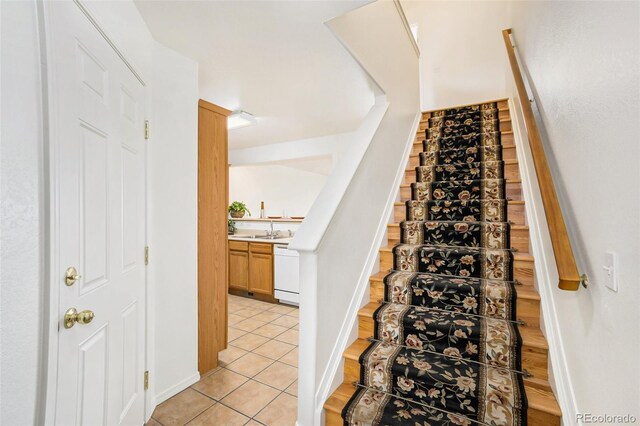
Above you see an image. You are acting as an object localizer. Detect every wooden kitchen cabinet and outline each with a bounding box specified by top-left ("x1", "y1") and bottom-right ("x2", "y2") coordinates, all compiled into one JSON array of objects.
[
  {"x1": 229, "y1": 250, "x2": 249, "y2": 290},
  {"x1": 228, "y1": 241, "x2": 274, "y2": 301},
  {"x1": 249, "y1": 252, "x2": 273, "y2": 295},
  {"x1": 229, "y1": 241, "x2": 249, "y2": 291}
]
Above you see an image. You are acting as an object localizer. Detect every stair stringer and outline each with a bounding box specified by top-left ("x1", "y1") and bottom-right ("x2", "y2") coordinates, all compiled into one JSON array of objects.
[
  {"x1": 312, "y1": 110, "x2": 421, "y2": 420},
  {"x1": 508, "y1": 97, "x2": 578, "y2": 423}
]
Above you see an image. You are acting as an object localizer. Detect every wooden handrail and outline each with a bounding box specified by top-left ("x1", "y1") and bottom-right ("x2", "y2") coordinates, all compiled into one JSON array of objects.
[{"x1": 502, "y1": 28, "x2": 585, "y2": 291}]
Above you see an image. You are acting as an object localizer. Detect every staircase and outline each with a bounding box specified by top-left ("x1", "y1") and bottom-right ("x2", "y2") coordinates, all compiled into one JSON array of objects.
[{"x1": 324, "y1": 99, "x2": 562, "y2": 425}]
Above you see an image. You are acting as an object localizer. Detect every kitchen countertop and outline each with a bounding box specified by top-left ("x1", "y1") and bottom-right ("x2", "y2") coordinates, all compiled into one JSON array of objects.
[{"x1": 228, "y1": 234, "x2": 293, "y2": 245}]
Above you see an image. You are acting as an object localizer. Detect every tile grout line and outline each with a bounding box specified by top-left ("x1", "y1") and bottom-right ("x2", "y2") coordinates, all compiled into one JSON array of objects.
[
  {"x1": 217, "y1": 365, "x2": 296, "y2": 393},
  {"x1": 187, "y1": 387, "x2": 257, "y2": 424},
  {"x1": 226, "y1": 301, "x2": 299, "y2": 423},
  {"x1": 154, "y1": 298, "x2": 298, "y2": 425},
  {"x1": 251, "y1": 390, "x2": 286, "y2": 424}
]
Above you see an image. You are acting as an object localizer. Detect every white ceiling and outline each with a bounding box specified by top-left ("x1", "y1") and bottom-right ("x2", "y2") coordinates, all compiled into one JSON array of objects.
[{"x1": 135, "y1": 0, "x2": 375, "y2": 149}]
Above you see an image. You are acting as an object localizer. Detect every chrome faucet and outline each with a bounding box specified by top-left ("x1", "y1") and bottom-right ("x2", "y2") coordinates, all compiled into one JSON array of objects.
[
  {"x1": 268, "y1": 220, "x2": 274, "y2": 237},
  {"x1": 266, "y1": 220, "x2": 279, "y2": 238}
]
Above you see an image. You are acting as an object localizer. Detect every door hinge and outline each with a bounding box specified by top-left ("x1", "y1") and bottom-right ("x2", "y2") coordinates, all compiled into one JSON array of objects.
[
  {"x1": 144, "y1": 246, "x2": 149, "y2": 265},
  {"x1": 144, "y1": 120, "x2": 150, "y2": 140},
  {"x1": 144, "y1": 371, "x2": 149, "y2": 391}
]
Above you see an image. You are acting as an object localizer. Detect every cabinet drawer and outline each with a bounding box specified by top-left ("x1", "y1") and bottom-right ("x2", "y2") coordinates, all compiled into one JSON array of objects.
[
  {"x1": 250, "y1": 242, "x2": 273, "y2": 254},
  {"x1": 229, "y1": 240, "x2": 249, "y2": 251}
]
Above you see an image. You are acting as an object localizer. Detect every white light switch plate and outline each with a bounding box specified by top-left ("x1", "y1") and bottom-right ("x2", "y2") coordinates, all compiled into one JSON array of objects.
[{"x1": 603, "y1": 251, "x2": 618, "y2": 292}]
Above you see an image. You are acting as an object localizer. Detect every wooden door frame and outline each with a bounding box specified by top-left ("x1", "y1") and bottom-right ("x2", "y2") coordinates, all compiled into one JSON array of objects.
[
  {"x1": 39, "y1": 2, "x2": 151, "y2": 423},
  {"x1": 197, "y1": 99, "x2": 231, "y2": 374}
]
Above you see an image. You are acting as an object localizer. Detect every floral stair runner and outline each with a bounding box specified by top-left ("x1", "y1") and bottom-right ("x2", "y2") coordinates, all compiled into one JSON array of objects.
[{"x1": 342, "y1": 103, "x2": 528, "y2": 426}]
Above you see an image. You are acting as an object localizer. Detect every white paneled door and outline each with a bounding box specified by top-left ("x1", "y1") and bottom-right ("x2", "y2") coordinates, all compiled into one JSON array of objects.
[{"x1": 48, "y1": 2, "x2": 146, "y2": 425}]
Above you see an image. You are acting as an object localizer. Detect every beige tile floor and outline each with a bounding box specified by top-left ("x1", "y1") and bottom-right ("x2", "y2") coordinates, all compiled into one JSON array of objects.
[{"x1": 150, "y1": 295, "x2": 299, "y2": 426}]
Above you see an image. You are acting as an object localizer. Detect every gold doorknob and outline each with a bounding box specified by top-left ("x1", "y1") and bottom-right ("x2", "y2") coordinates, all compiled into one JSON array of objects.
[
  {"x1": 65, "y1": 266, "x2": 82, "y2": 286},
  {"x1": 64, "y1": 308, "x2": 95, "y2": 329}
]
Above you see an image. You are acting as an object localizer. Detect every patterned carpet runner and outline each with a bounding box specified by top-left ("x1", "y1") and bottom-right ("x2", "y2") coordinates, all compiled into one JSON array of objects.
[{"x1": 343, "y1": 103, "x2": 528, "y2": 426}]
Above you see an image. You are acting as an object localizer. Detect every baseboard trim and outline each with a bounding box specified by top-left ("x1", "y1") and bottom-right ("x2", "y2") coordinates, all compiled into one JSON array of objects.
[
  {"x1": 313, "y1": 110, "x2": 422, "y2": 417},
  {"x1": 154, "y1": 372, "x2": 201, "y2": 405}
]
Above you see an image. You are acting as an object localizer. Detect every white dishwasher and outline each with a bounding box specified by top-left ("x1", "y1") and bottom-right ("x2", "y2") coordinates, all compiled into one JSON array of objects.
[{"x1": 274, "y1": 244, "x2": 299, "y2": 305}]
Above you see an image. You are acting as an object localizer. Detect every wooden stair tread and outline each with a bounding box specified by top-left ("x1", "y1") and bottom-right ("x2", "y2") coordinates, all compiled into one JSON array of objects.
[
  {"x1": 379, "y1": 244, "x2": 534, "y2": 261},
  {"x1": 345, "y1": 337, "x2": 550, "y2": 392},
  {"x1": 413, "y1": 131, "x2": 514, "y2": 138},
  {"x1": 370, "y1": 271, "x2": 388, "y2": 282},
  {"x1": 421, "y1": 99, "x2": 509, "y2": 113},
  {"x1": 325, "y1": 383, "x2": 356, "y2": 414},
  {"x1": 324, "y1": 381, "x2": 561, "y2": 419},
  {"x1": 408, "y1": 153, "x2": 518, "y2": 162},
  {"x1": 516, "y1": 284, "x2": 541, "y2": 301},
  {"x1": 405, "y1": 159, "x2": 519, "y2": 173},
  {"x1": 369, "y1": 270, "x2": 540, "y2": 301},
  {"x1": 399, "y1": 178, "x2": 522, "y2": 188},
  {"x1": 359, "y1": 301, "x2": 379, "y2": 317},
  {"x1": 358, "y1": 301, "x2": 547, "y2": 350},
  {"x1": 519, "y1": 325, "x2": 549, "y2": 349},
  {"x1": 393, "y1": 200, "x2": 525, "y2": 206},
  {"x1": 526, "y1": 386, "x2": 562, "y2": 416},
  {"x1": 412, "y1": 140, "x2": 517, "y2": 148},
  {"x1": 345, "y1": 338, "x2": 371, "y2": 360},
  {"x1": 387, "y1": 222, "x2": 529, "y2": 231},
  {"x1": 419, "y1": 117, "x2": 512, "y2": 126}
]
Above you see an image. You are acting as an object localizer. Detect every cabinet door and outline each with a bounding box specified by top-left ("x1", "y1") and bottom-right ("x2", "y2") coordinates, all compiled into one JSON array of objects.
[
  {"x1": 229, "y1": 250, "x2": 249, "y2": 290},
  {"x1": 249, "y1": 252, "x2": 273, "y2": 295}
]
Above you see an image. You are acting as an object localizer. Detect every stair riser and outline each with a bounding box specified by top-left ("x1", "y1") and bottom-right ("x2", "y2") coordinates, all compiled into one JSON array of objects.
[
  {"x1": 400, "y1": 180, "x2": 523, "y2": 202},
  {"x1": 503, "y1": 145, "x2": 517, "y2": 160},
  {"x1": 368, "y1": 278, "x2": 540, "y2": 327},
  {"x1": 326, "y1": 409, "x2": 343, "y2": 426},
  {"x1": 394, "y1": 202, "x2": 526, "y2": 226},
  {"x1": 514, "y1": 260, "x2": 535, "y2": 286},
  {"x1": 498, "y1": 109, "x2": 511, "y2": 120},
  {"x1": 378, "y1": 250, "x2": 535, "y2": 286},
  {"x1": 405, "y1": 162, "x2": 520, "y2": 182},
  {"x1": 522, "y1": 346, "x2": 550, "y2": 380},
  {"x1": 386, "y1": 224, "x2": 529, "y2": 252},
  {"x1": 511, "y1": 226, "x2": 530, "y2": 251}
]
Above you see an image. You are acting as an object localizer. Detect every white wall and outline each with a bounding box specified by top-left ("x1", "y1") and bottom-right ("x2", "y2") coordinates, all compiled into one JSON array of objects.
[
  {"x1": 289, "y1": 2, "x2": 421, "y2": 424},
  {"x1": 149, "y1": 42, "x2": 200, "y2": 403},
  {"x1": 0, "y1": 1, "x2": 200, "y2": 422},
  {"x1": 403, "y1": 0, "x2": 510, "y2": 110},
  {"x1": 0, "y1": 1, "x2": 45, "y2": 424},
  {"x1": 505, "y1": 1, "x2": 640, "y2": 421},
  {"x1": 229, "y1": 164, "x2": 329, "y2": 219},
  {"x1": 403, "y1": 1, "x2": 640, "y2": 420}
]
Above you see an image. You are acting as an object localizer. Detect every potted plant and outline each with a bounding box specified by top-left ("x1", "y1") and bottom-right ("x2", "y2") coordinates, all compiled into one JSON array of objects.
[
  {"x1": 228, "y1": 219, "x2": 236, "y2": 234},
  {"x1": 228, "y1": 201, "x2": 251, "y2": 219}
]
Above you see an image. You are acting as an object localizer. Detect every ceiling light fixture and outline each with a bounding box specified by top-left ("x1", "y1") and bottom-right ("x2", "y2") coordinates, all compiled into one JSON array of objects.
[{"x1": 228, "y1": 110, "x2": 257, "y2": 130}]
